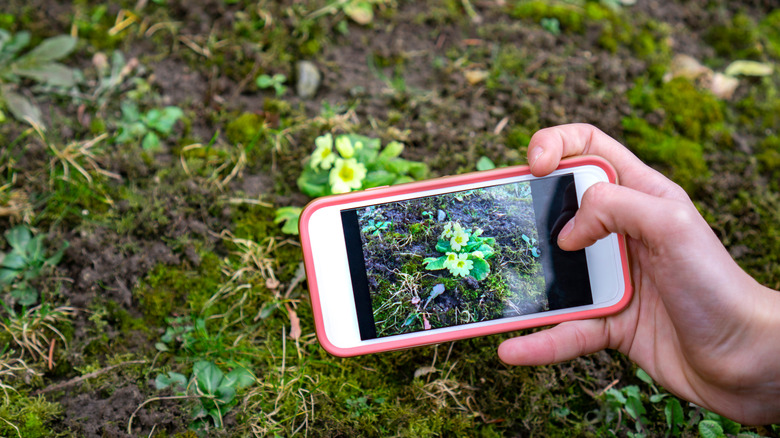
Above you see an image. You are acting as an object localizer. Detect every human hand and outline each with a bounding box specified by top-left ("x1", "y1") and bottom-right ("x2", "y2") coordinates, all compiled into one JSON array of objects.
[{"x1": 497, "y1": 123, "x2": 780, "y2": 425}]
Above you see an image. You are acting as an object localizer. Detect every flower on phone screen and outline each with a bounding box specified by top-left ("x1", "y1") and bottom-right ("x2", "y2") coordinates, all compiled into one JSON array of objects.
[
  {"x1": 330, "y1": 158, "x2": 367, "y2": 194},
  {"x1": 447, "y1": 253, "x2": 473, "y2": 277},
  {"x1": 450, "y1": 227, "x2": 470, "y2": 251},
  {"x1": 311, "y1": 133, "x2": 335, "y2": 169}
]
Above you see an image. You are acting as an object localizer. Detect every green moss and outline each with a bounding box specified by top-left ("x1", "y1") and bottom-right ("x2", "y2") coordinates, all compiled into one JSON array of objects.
[
  {"x1": 510, "y1": 1, "x2": 586, "y2": 33},
  {"x1": 621, "y1": 117, "x2": 708, "y2": 193},
  {"x1": 0, "y1": 393, "x2": 61, "y2": 438},
  {"x1": 761, "y1": 10, "x2": 780, "y2": 59},
  {"x1": 133, "y1": 252, "x2": 223, "y2": 325},
  {"x1": 757, "y1": 135, "x2": 780, "y2": 190},
  {"x1": 704, "y1": 12, "x2": 762, "y2": 60},
  {"x1": 226, "y1": 112, "x2": 265, "y2": 145},
  {"x1": 627, "y1": 77, "x2": 724, "y2": 143}
]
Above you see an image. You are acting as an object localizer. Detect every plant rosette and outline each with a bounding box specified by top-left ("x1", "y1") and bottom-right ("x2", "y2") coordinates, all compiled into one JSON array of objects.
[
  {"x1": 297, "y1": 133, "x2": 428, "y2": 197},
  {"x1": 423, "y1": 221, "x2": 495, "y2": 281}
]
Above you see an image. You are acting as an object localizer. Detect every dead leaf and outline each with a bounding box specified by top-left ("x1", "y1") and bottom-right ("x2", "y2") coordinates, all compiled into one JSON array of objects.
[
  {"x1": 710, "y1": 73, "x2": 740, "y2": 100},
  {"x1": 344, "y1": 1, "x2": 373, "y2": 25},
  {"x1": 286, "y1": 304, "x2": 302, "y2": 340},
  {"x1": 724, "y1": 60, "x2": 774, "y2": 77},
  {"x1": 414, "y1": 366, "x2": 437, "y2": 379},
  {"x1": 664, "y1": 54, "x2": 711, "y2": 82},
  {"x1": 464, "y1": 69, "x2": 489, "y2": 85}
]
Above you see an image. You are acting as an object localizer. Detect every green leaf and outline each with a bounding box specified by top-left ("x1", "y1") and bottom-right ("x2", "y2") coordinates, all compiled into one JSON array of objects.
[
  {"x1": 476, "y1": 156, "x2": 496, "y2": 171},
  {"x1": 44, "y1": 242, "x2": 68, "y2": 267},
  {"x1": 19, "y1": 35, "x2": 77, "y2": 63},
  {"x1": 408, "y1": 162, "x2": 429, "y2": 180},
  {"x1": 0, "y1": 31, "x2": 30, "y2": 60},
  {"x1": 215, "y1": 385, "x2": 236, "y2": 405},
  {"x1": 636, "y1": 368, "x2": 653, "y2": 385},
  {"x1": 624, "y1": 394, "x2": 646, "y2": 421},
  {"x1": 120, "y1": 101, "x2": 141, "y2": 122},
  {"x1": 719, "y1": 415, "x2": 741, "y2": 435},
  {"x1": 435, "y1": 239, "x2": 453, "y2": 253},
  {"x1": 274, "y1": 207, "x2": 303, "y2": 235},
  {"x1": 344, "y1": 1, "x2": 374, "y2": 25},
  {"x1": 224, "y1": 367, "x2": 255, "y2": 389},
  {"x1": 393, "y1": 175, "x2": 414, "y2": 185},
  {"x1": 0, "y1": 268, "x2": 19, "y2": 285},
  {"x1": 385, "y1": 158, "x2": 412, "y2": 175},
  {"x1": 664, "y1": 398, "x2": 684, "y2": 431},
  {"x1": 147, "y1": 106, "x2": 183, "y2": 134},
  {"x1": 378, "y1": 141, "x2": 404, "y2": 160},
  {"x1": 257, "y1": 302, "x2": 279, "y2": 319},
  {"x1": 297, "y1": 167, "x2": 330, "y2": 197},
  {"x1": 649, "y1": 393, "x2": 667, "y2": 403},
  {"x1": 115, "y1": 121, "x2": 147, "y2": 143},
  {"x1": 698, "y1": 420, "x2": 725, "y2": 438},
  {"x1": 476, "y1": 243, "x2": 494, "y2": 258},
  {"x1": 423, "y1": 256, "x2": 448, "y2": 270},
  {"x1": 363, "y1": 170, "x2": 396, "y2": 188},
  {"x1": 2, "y1": 90, "x2": 42, "y2": 126},
  {"x1": 468, "y1": 257, "x2": 490, "y2": 281},
  {"x1": 26, "y1": 235, "x2": 44, "y2": 262},
  {"x1": 255, "y1": 74, "x2": 274, "y2": 88},
  {"x1": 142, "y1": 132, "x2": 160, "y2": 150},
  {"x1": 11, "y1": 284, "x2": 38, "y2": 306},
  {"x1": 14, "y1": 62, "x2": 76, "y2": 87},
  {"x1": 193, "y1": 361, "x2": 224, "y2": 395},
  {"x1": 1, "y1": 253, "x2": 26, "y2": 270},
  {"x1": 402, "y1": 312, "x2": 418, "y2": 327},
  {"x1": 155, "y1": 372, "x2": 187, "y2": 390}
]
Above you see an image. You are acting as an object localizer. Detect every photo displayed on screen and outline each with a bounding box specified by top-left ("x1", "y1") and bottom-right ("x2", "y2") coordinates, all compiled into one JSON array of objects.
[{"x1": 340, "y1": 173, "x2": 593, "y2": 340}]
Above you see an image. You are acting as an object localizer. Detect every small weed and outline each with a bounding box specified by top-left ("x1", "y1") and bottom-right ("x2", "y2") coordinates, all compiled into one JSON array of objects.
[
  {"x1": 154, "y1": 360, "x2": 256, "y2": 430},
  {"x1": 0, "y1": 304, "x2": 75, "y2": 364},
  {"x1": 273, "y1": 206, "x2": 303, "y2": 235},
  {"x1": 255, "y1": 73, "x2": 287, "y2": 97},
  {"x1": 361, "y1": 218, "x2": 392, "y2": 236},
  {"x1": 540, "y1": 17, "x2": 561, "y2": 36},
  {"x1": 0, "y1": 226, "x2": 68, "y2": 306},
  {"x1": 0, "y1": 30, "x2": 78, "y2": 126},
  {"x1": 115, "y1": 102, "x2": 184, "y2": 151}
]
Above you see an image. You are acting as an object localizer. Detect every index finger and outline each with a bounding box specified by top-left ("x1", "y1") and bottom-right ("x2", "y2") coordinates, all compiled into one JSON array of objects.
[{"x1": 528, "y1": 124, "x2": 687, "y2": 200}]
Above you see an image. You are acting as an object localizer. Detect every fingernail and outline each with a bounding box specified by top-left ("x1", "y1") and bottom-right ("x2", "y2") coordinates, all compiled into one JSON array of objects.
[
  {"x1": 558, "y1": 217, "x2": 574, "y2": 242},
  {"x1": 530, "y1": 147, "x2": 544, "y2": 171}
]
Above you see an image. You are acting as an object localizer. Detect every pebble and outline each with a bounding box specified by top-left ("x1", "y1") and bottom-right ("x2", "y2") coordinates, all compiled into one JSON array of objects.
[
  {"x1": 296, "y1": 61, "x2": 321, "y2": 99},
  {"x1": 437, "y1": 209, "x2": 446, "y2": 222}
]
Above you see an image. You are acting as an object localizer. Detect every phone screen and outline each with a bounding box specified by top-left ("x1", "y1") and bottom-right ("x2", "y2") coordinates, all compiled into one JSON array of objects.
[{"x1": 341, "y1": 173, "x2": 592, "y2": 340}]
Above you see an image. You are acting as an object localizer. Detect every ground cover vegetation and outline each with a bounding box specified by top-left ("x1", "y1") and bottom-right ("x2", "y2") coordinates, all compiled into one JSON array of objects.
[{"x1": 0, "y1": 0, "x2": 778, "y2": 436}]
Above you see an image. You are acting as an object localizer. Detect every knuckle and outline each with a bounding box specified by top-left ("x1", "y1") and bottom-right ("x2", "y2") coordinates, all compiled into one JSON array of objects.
[
  {"x1": 581, "y1": 182, "x2": 613, "y2": 207},
  {"x1": 663, "y1": 202, "x2": 699, "y2": 230}
]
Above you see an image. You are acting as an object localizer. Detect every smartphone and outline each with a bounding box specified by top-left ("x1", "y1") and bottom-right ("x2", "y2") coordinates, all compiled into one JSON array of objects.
[{"x1": 300, "y1": 156, "x2": 631, "y2": 357}]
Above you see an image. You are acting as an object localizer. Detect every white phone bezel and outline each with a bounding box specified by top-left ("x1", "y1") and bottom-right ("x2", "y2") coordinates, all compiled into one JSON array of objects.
[{"x1": 305, "y1": 165, "x2": 625, "y2": 350}]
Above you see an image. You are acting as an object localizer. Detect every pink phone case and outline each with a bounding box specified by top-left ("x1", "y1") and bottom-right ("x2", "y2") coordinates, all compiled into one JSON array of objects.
[{"x1": 299, "y1": 156, "x2": 632, "y2": 357}]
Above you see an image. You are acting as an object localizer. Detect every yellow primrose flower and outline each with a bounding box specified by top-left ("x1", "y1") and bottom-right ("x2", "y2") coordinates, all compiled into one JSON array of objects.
[
  {"x1": 471, "y1": 250, "x2": 484, "y2": 259},
  {"x1": 441, "y1": 222, "x2": 453, "y2": 239},
  {"x1": 330, "y1": 158, "x2": 367, "y2": 194},
  {"x1": 311, "y1": 133, "x2": 335, "y2": 169},
  {"x1": 335, "y1": 135, "x2": 355, "y2": 158},
  {"x1": 448, "y1": 253, "x2": 473, "y2": 277},
  {"x1": 443, "y1": 252, "x2": 458, "y2": 270},
  {"x1": 450, "y1": 228, "x2": 470, "y2": 251}
]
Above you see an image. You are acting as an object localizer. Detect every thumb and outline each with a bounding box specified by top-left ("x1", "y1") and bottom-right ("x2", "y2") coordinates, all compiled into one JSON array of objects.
[
  {"x1": 555, "y1": 182, "x2": 698, "y2": 252},
  {"x1": 498, "y1": 319, "x2": 611, "y2": 365}
]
